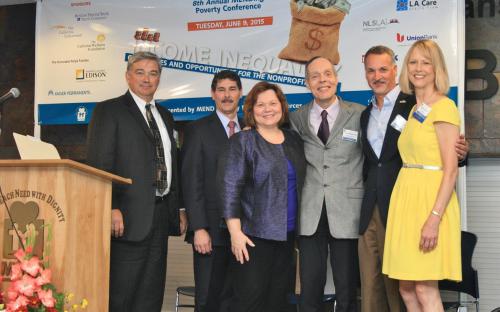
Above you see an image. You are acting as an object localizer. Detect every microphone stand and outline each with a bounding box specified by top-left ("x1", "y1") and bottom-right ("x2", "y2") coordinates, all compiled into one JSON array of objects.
[{"x1": 0, "y1": 89, "x2": 24, "y2": 251}]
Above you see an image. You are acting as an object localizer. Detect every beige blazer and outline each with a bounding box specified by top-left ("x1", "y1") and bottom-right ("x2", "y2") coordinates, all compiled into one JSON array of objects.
[{"x1": 290, "y1": 97, "x2": 365, "y2": 238}]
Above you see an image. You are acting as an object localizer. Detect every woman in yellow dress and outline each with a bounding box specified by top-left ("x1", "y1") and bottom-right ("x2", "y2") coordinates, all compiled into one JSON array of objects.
[{"x1": 382, "y1": 39, "x2": 462, "y2": 311}]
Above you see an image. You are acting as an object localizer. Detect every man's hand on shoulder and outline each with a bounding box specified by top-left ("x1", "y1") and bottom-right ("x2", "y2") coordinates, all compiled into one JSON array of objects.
[{"x1": 455, "y1": 134, "x2": 469, "y2": 161}]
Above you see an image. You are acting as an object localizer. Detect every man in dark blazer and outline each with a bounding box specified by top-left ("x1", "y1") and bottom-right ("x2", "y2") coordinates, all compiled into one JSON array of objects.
[
  {"x1": 86, "y1": 51, "x2": 187, "y2": 312},
  {"x1": 359, "y1": 45, "x2": 468, "y2": 312},
  {"x1": 181, "y1": 70, "x2": 242, "y2": 312}
]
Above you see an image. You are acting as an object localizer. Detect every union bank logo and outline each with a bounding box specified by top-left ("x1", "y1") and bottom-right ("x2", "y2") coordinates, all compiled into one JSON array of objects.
[
  {"x1": 396, "y1": 32, "x2": 438, "y2": 44},
  {"x1": 397, "y1": 33, "x2": 405, "y2": 42}
]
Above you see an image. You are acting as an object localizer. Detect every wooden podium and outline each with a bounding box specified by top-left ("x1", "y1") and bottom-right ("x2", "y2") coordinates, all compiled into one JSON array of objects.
[{"x1": 0, "y1": 159, "x2": 131, "y2": 312}]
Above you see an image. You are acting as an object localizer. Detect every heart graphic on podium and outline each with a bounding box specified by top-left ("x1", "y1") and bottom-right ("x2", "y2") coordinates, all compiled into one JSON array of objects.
[
  {"x1": 3, "y1": 201, "x2": 45, "y2": 259},
  {"x1": 10, "y1": 201, "x2": 40, "y2": 231}
]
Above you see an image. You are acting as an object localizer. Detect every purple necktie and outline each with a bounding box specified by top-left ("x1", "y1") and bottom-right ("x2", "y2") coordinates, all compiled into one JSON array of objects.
[
  {"x1": 228, "y1": 121, "x2": 236, "y2": 137},
  {"x1": 317, "y1": 110, "x2": 329, "y2": 145}
]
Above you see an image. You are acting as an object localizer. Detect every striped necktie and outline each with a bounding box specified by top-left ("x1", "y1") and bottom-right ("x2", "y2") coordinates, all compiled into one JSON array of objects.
[{"x1": 145, "y1": 103, "x2": 168, "y2": 193}]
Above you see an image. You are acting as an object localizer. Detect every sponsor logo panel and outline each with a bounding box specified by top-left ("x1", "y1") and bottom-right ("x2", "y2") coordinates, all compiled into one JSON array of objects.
[
  {"x1": 75, "y1": 69, "x2": 107, "y2": 82},
  {"x1": 47, "y1": 89, "x2": 91, "y2": 96},
  {"x1": 396, "y1": 0, "x2": 439, "y2": 11},
  {"x1": 75, "y1": 11, "x2": 109, "y2": 22},
  {"x1": 76, "y1": 34, "x2": 106, "y2": 52},
  {"x1": 362, "y1": 17, "x2": 399, "y2": 32},
  {"x1": 396, "y1": 32, "x2": 438, "y2": 44}
]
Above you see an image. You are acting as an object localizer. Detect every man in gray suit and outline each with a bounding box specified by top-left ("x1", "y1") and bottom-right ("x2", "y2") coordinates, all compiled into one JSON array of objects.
[{"x1": 290, "y1": 56, "x2": 363, "y2": 312}]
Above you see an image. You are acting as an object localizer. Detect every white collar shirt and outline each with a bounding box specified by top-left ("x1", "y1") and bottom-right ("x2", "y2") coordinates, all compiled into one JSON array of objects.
[{"x1": 367, "y1": 85, "x2": 400, "y2": 158}]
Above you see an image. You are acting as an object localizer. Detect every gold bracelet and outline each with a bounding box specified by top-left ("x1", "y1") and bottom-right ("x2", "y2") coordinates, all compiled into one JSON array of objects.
[{"x1": 431, "y1": 210, "x2": 441, "y2": 219}]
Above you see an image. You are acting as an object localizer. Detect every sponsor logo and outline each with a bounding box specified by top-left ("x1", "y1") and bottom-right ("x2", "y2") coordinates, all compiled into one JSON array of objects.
[
  {"x1": 75, "y1": 69, "x2": 106, "y2": 81},
  {"x1": 0, "y1": 190, "x2": 66, "y2": 278},
  {"x1": 76, "y1": 106, "x2": 87, "y2": 122},
  {"x1": 76, "y1": 35, "x2": 106, "y2": 52},
  {"x1": 397, "y1": 0, "x2": 409, "y2": 11},
  {"x1": 50, "y1": 24, "x2": 82, "y2": 38},
  {"x1": 396, "y1": 32, "x2": 437, "y2": 44},
  {"x1": 397, "y1": 0, "x2": 438, "y2": 11},
  {"x1": 75, "y1": 69, "x2": 85, "y2": 80},
  {"x1": 396, "y1": 33, "x2": 405, "y2": 42},
  {"x1": 51, "y1": 58, "x2": 90, "y2": 65},
  {"x1": 47, "y1": 89, "x2": 91, "y2": 96},
  {"x1": 362, "y1": 17, "x2": 399, "y2": 31},
  {"x1": 71, "y1": 1, "x2": 91, "y2": 7},
  {"x1": 96, "y1": 34, "x2": 106, "y2": 42},
  {"x1": 75, "y1": 11, "x2": 109, "y2": 22}
]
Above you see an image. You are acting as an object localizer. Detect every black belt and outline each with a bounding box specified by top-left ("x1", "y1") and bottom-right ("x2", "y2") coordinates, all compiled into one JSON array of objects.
[{"x1": 155, "y1": 194, "x2": 169, "y2": 203}]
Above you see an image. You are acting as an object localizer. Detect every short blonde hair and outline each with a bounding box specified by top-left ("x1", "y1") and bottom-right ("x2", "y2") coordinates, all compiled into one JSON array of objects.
[{"x1": 399, "y1": 40, "x2": 449, "y2": 95}]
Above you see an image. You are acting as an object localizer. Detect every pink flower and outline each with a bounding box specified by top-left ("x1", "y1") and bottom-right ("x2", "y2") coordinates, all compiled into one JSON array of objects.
[
  {"x1": 13, "y1": 249, "x2": 26, "y2": 262},
  {"x1": 35, "y1": 268, "x2": 52, "y2": 286},
  {"x1": 6, "y1": 283, "x2": 19, "y2": 301},
  {"x1": 13, "y1": 275, "x2": 37, "y2": 297},
  {"x1": 38, "y1": 289, "x2": 55, "y2": 307},
  {"x1": 10, "y1": 263, "x2": 22, "y2": 281},
  {"x1": 6, "y1": 294, "x2": 28, "y2": 311},
  {"x1": 20, "y1": 256, "x2": 41, "y2": 277}
]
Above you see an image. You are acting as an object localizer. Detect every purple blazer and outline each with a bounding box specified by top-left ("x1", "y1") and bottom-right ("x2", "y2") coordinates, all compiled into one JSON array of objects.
[{"x1": 218, "y1": 128, "x2": 306, "y2": 241}]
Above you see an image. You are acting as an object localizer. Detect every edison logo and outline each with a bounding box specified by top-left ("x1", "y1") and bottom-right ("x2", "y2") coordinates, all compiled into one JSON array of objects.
[
  {"x1": 76, "y1": 69, "x2": 85, "y2": 80},
  {"x1": 396, "y1": 33, "x2": 405, "y2": 42},
  {"x1": 75, "y1": 69, "x2": 106, "y2": 81}
]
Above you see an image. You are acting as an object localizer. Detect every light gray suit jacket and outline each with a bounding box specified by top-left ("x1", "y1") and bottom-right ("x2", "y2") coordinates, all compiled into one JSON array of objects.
[{"x1": 290, "y1": 97, "x2": 365, "y2": 238}]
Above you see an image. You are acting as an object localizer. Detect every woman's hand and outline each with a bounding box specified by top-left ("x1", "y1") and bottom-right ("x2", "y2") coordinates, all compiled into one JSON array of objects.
[
  {"x1": 419, "y1": 215, "x2": 440, "y2": 252},
  {"x1": 230, "y1": 230, "x2": 255, "y2": 264}
]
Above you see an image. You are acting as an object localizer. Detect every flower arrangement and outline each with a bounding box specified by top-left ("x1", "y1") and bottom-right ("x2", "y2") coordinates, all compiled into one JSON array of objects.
[{"x1": 0, "y1": 225, "x2": 88, "y2": 312}]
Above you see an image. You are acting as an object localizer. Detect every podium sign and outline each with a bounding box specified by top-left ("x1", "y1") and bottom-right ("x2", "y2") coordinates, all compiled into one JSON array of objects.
[{"x1": 0, "y1": 160, "x2": 131, "y2": 312}]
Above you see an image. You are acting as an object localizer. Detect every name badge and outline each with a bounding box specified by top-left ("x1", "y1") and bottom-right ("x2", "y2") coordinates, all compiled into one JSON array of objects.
[
  {"x1": 413, "y1": 103, "x2": 431, "y2": 123},
  {"x1": 342, "y1": 129, "x2": 358, "y2": 142},
  {"x1": 390, "y1": 114, "x2": 407, "y2": 132}
]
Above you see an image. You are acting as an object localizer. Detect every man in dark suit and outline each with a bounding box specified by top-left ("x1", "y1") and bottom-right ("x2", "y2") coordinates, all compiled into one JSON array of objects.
[
  {"x1": 86, "y1": 51, "x2": 187, "y2": 312},
  {"x1": 358, "y1": 45, "x2": 468, "y2": 312},
  {"x1": 181, "y1": 70, "x2": 242, "y2": 312}
]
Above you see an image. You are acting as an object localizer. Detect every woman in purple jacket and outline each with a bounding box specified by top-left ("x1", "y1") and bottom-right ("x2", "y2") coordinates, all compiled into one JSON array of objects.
[{"x1": 218, "y1": 81, "x2": 306, "y2": 312}]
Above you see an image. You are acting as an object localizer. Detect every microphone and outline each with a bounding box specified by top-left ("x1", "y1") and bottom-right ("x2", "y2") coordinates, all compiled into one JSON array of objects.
[{"x1": 0, "y1": 88, "x2": 21, "y2": 104}]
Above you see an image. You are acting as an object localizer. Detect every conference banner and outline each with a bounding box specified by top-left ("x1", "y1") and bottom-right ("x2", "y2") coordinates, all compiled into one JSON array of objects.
[{"x1": 35, "y1": 0, "x2": 463, "y2": 125}]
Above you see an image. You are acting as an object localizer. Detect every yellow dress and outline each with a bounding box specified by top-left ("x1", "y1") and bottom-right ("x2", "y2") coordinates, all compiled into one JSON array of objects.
[{"x1": 382, "y1": 97, "x2": 462, "y2": 281}]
